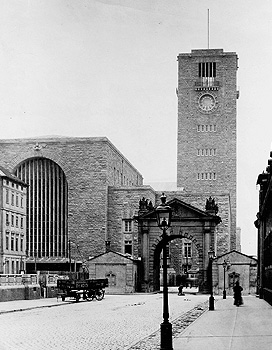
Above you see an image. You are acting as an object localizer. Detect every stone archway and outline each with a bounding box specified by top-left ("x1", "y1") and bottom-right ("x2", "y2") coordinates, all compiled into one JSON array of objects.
[
  {"x1": 136, "y1": 197, "x2": 221, "y2": 293},
  {"x1": 152, "y1": 234, "x2": 201, "y2": 291}
]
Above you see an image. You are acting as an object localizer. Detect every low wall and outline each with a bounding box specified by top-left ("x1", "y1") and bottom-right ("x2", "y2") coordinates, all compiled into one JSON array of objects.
[{"x1": 0, "y1": 274, "x2": 41, "y2": 302}]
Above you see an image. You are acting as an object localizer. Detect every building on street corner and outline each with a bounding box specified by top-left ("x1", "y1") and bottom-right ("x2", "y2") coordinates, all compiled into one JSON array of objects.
[
  {"x1": 0, "y1": 166, "x2": 28, "y2": 274},
  {"x1": 255, "y1": 150, "x2": 272, "y2": 305}
]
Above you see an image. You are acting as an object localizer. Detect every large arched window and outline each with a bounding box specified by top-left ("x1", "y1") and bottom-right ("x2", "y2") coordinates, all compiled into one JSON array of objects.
[{"x1": 14, "y1": 158, "x2": 68, "y2": 259}]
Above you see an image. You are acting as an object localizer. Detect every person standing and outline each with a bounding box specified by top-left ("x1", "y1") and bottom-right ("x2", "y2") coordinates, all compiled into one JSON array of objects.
[{"x1": 233, "y1": 281, "x2": 243, "y2": 306}]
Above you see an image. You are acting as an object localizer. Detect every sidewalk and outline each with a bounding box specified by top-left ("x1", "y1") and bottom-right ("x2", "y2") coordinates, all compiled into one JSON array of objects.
[
  {"x1": 174, "y1": 295, "x2": 272, "y2": 350},
  {"x1": 0, "y1": 297, "x2": 69, "y2": 314}
]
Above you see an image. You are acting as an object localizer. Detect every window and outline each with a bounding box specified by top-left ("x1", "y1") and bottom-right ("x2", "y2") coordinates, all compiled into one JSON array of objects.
[
  {"x1": 197, "y1": 148, "x2": 216, "y2": 156},
  {"x1": 197, "y1": 172, "x2": 217, "y2": 180},
  {"x1": 21, "y1": 197, "x2": 23, "y2": 208},
  {"x1": 16, "y1": 195, "x2": 19, "y2": 207},
  {"x1": 11, "y1": 235, "x2": 14, "y2": 251},
  {"x1": 21, "y1": 238, "x2": 24, "y2": 252},
  {"x1": 6, "y1": 213, "x2": 9, "y2": 225},
  {"x1": 21, "y1": 217, "x2": 24, "y2": 229},
  {"x1": 16, "y1": 216, "x2": 19, "y2": 228},
  {"x1": 106, "y1": 272, "x2": 116, "y2": 286},
  {"x1": 5, "y1": 260, "x2": 9, "y2": 274},
  {"x1": 6, "y1": 189, "x2": 9, "y2": 204},
  {"x1": 197, "y1": 124, "x2": 216, "y2": 132},
  {"x1": 6, "y1": 235, "x2": 9, "y2": 250},
  {"x1": 124, "y1": 240, "x2": 132, "y2": 255},
  {"x1": 11, "y1": 215, "x2": 14, "y2": 226},
  {"x1": 124, "y1": 220, "x2": 132, "y2": 232},
  {"x1": 15, "y1": 237, "x2": 19, "y2": 251},
  {"x1": 199, "y1": 62, "x2": 216, "y2": 78},
  {"x1": 6, "y1": 180, "x2": 9, "y2": 186},
  {"x1": 184, "y1": 243, "x2": 192, "y2": 258},
  {"x1": 11, "y1": 193, "x2": 14, "y2": 206}
]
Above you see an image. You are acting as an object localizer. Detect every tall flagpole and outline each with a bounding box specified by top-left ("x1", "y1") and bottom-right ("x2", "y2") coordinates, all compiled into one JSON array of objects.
[{"x1": 208, "y1": 9, "x2": 210, "y2": 49}]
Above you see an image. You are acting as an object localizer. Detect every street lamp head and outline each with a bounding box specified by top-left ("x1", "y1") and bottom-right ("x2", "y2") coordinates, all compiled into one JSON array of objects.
[
  {"x1": 223, "y1": 259, "x2": 231, "y2": 269},
  {"x1": 155, "y1": 193, "x2": 172, "y2": 230},
  {"x1": 208, "y1": 248, "x2": 215, "y2": 260}
]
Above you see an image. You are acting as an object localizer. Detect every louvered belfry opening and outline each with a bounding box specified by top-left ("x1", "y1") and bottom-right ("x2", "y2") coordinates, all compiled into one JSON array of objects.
[{"x1": 15, "y1": 158, "x2": 68, "y2": 260}]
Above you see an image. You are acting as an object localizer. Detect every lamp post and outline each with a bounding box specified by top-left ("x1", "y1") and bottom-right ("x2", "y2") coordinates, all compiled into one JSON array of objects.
[
  {"x1": 222, "y1": 259, "x2": 231, "y2": 299},
  {"x1": 156, "y1": 193, "x2": 173, "y2": 350},
  {"x1": 222, "y1": 260, "x2": 227, "y2": 299},
  {"x1": 208, "y1": 248, "x2": 215, "y2": 311}
]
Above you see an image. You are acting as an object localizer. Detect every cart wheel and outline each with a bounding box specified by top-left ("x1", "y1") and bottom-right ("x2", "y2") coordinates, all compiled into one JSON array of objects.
[
  {"x1": 95, "y1": 289, "x2": 104, "y2": 301},
  {"x1": 61, "y1": 296, "x2": 65, "y2": 302}
]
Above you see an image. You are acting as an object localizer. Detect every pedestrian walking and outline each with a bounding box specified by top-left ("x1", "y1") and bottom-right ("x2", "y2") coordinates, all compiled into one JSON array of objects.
[
  {"x1": 178, "y1": 284, "x2": 185, "y2": 296},
  {"x1": 233, "y1": 281, "x2": 243, "y2": 306}
]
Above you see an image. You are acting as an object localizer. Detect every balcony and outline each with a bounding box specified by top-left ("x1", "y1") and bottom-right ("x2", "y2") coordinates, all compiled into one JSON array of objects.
[{"x1": 195, "y1": 78, "x2": 220, "y2": 91}]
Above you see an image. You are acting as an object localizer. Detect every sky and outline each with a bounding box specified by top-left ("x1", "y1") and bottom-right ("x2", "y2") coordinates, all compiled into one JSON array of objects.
[{"x1": 1, "y1": 0, "x2": 271, "y2": 256}]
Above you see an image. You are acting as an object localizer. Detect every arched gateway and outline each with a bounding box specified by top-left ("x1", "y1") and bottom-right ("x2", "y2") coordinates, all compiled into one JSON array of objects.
[{"x1": 136, "y1": 197, "x2": 221, "y2": 293}]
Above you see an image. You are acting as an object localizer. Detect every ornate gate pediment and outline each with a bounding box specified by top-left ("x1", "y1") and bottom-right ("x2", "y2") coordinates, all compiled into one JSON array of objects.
[{"x1": 169, "y1": 198, "x2": 210, "y2": 220}]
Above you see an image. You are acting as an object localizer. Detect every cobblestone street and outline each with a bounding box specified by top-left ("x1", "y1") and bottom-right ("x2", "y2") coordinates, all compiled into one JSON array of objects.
[{"x1": 0, "y1": 291, "x2": 208, "y2": 350}]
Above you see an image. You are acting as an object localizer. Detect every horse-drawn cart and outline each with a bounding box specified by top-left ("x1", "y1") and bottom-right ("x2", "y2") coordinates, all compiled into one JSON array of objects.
[{"x1": 57, "y1": 278, "x2": 108, "y2": 302}]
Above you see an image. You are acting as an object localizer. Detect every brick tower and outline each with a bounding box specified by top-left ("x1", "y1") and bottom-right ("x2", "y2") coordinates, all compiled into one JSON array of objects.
[{"x1": 177, "y1": 49, "x2": 239, "y2": 250}]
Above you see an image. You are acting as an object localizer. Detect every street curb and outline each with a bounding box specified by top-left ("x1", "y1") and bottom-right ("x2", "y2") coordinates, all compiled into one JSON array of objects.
[{"x1": 0, "y1": 301, "x2": 74, "y2": 315}]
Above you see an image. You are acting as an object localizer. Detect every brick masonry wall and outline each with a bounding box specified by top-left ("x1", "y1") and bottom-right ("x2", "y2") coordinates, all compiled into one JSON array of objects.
[
  {"x1": 0, "y1": 137, "x2": 143, "y2": 262},
  {"x1": 107, "y1": 186, "x2": 156, "y2": 255}
]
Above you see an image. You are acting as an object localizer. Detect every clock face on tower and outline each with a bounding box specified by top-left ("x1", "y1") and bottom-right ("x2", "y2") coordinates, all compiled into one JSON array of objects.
[{"x1": 198, "y1": 93, "x2": 216, "y2": 112}]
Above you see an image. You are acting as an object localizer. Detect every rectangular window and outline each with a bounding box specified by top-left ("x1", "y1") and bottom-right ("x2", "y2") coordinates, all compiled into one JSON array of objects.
[
  {"x1": 124, "y1": 240, "x2": 132, "y2": 255},
  {"x1": 124, "y1": 220, "x2": 132, "y2": 232},
  {"x1": 197, "y1": 124, "x2": 216, "y2": 132},
  {"x1": 198, "y1": 62, "x2": 216, "y2": 77},
  {"x1": 16, "y1": 216, "x2": 19, "y2": 228},
  {"x1": 15, "y1": 237, "x2": 19, "y2": 251},
  {"x1": 6, "y1": 213, "x2": 9, "y2": 225},
  {"x1": 21, "y1": 238, "x2": 24, "y2": 252},
  {"x1": 6, "y1": 236, "x2": 9, "y2": 250},
  {"x1": 5, "y1": 260, "x2": 9, "y2": 274},
  {"x1": 197, "y1": 172, "x2": 216, "y2": 180},
  {"x1": 21, "y1": 197, "x2": 23, "y2": 208},
  {"x1": 11, "y1": 193, "x2": 14, "y2": 206},
  {"x1": 6, "y1": 189, "x2": 9, "y2": 204},
  {"x1": 11, "y1": 215, "x2": 14, "y2": 226},
  {"x1": 184, "y1": 243, "x2": 192, "y2": 258},
  {"x1": 21, "y1": 217, "x2": 24, "y2": 229},
  {"x1": 16, "y1": 195, "x2": 19, "y2": 207},
  {"x1": 11, "y1": 236, "x2": 14, "y2": 251}
]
